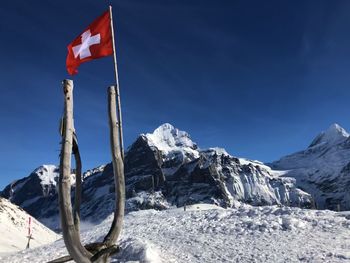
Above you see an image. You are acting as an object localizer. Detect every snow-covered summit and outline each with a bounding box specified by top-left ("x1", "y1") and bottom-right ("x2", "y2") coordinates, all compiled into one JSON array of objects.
[
  {"x1": 33, "y1": 165, "x2": 59, "y2": 189},
  {"x1": 272, "y1": 123, "x2": 350, "y2": 210},
  {"x1": 144, "y1": 123, "x2": 198, "y2": 154},
  {"x1": 142, "y1": 123, "x2": 200, "y2": 169},
  {"x1": 309, "y1": 123, "x2": 349, "y2": 148}
]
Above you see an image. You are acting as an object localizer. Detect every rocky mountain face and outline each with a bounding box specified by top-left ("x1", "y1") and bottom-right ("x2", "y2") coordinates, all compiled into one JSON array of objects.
[
  {"x1": 1, "y1": 124, "x2": 314, "y2": 229},
  {"x1": 271, "y1": 123, "x2": 350, "y2": 210}
]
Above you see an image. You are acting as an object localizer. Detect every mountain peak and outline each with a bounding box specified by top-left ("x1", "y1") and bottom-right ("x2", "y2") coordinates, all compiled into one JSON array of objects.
[
  {"x1": 153, "y1": 123, "x2": 176, "y2": 136},
  {"x1": 33, "y1": 165, "x2": 59, "y2": 187},
  {"x1": 309, "y1": 123, "x2": 349, "y2": 148},
  {"x1": 145, "y1": 123, "x2": 197, "y2": 153},
  {"x1": 326, "y1": 123, "x2": 347, "y2": 134}
]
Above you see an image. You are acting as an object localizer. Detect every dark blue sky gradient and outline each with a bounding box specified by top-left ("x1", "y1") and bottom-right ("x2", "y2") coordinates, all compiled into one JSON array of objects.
[{"x1": 1, "y1": 0, "x2": 350, "y2": 188}]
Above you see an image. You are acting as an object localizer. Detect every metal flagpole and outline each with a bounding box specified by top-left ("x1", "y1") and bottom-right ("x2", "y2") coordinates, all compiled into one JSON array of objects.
[{"x1": 109, "y1": 5, "x2": 124, "y2": 160}]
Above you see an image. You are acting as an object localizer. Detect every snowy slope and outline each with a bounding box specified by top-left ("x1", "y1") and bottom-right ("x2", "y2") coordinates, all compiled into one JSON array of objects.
[
  {"x1": 271, "y1": 123, "x2": 350, "y2": 210},
  {"x1": 1, "y1": 204, "x2": 350, "y2": 262},
  {"x1": 0, "y1": 197, "x2": 59, "y2": 255}
]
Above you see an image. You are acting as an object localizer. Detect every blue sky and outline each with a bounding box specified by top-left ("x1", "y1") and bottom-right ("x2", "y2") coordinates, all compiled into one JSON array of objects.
[{"x1": 1, "y1": 0, "x2": 350, "y2": 188}]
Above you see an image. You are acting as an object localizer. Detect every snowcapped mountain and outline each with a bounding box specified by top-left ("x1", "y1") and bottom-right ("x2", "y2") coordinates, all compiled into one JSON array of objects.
[
  {"x1": 1, "y1": 165, "x2": 62, "y2": 227},
  {"x1": 3, "y1": 165, "x2": 59, "y2": 204},
  {"x1": 1, "y1": 123, "x2": 312, "y2": 229},
  {"x1": 127, "y1": 123, "x2": 311, "y2": 208},
  {"x1": 271, "y1": 123, "x2": 350, "y2": 210},
  {"x1": 0, "y1": 197, "x2": 59, "y2": 255}
]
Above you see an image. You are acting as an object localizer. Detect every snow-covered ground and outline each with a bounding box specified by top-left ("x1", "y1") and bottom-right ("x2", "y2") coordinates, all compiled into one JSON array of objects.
[
  {"x1": 0, "y1": 197, "x2": 59, "y2": 256},
  {"x1": 2, "y1": 204, "x2": 350, "y2": 262}
]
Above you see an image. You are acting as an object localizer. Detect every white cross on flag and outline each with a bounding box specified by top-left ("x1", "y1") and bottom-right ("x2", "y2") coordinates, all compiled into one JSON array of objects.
[{"x1": 66, "y1": 10, "x2": 113, "y2": 75}]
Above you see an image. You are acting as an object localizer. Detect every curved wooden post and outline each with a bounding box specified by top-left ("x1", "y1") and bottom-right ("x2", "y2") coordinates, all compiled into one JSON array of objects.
[
  {"x1": 59, "y1": 79, "x2": 92, "y2": 263},
  {"x1": 103, "y1": 86, "x2": 125, "y2": 245}
]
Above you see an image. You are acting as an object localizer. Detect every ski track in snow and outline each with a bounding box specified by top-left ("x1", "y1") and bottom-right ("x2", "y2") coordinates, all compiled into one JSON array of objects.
[{"x1": 1, "y1": 204, "x2": 350, "y2": 263}]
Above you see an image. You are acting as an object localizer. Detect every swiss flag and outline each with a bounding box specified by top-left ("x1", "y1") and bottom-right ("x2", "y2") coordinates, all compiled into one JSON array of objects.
[{"x1": 66, "y1": 10, "x2": 113, "y2": 75}]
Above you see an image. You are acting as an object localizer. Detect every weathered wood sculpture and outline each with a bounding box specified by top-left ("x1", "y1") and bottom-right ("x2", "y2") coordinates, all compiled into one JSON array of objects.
[{"x1": 49, "y1": 80, "x2": 125, "y2": 263}]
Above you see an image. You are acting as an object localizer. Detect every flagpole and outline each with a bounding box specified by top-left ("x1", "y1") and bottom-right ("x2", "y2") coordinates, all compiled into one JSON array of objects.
[{"x1": 109, "y1": 5, "x2": 124, "y2": 160}]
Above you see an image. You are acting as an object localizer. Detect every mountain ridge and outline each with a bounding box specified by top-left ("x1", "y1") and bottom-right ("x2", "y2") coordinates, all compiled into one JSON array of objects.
[{"x1": 2, "y1": 123, "x2": 349, "y2": 229}]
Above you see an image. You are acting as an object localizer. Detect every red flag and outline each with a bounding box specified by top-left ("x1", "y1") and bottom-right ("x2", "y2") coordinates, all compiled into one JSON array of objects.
[{"x1": 66, "y1": 10, "x2": 113, "y2": 75}]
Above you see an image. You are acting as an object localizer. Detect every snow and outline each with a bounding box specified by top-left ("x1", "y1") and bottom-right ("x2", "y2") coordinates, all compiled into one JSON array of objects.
[
  {"x1": 0, "y1": 198, "x2": 59, "y2": 256},
  {"x1": 34, "y1": 165, "x2": 59, "y2": 188},
  {"x1": 272, "y1": 123, "x2": 350, "y2": 210},
  {"x1": 176, "y1": 203, "x2": 225, "y2": 211},
  {"x1": 126, "y1": 191, "x2": 170, "y2": 211},
  {"x1": 145, "y1": 123, "x2": 200, "y2": 162},
  {"x1": 146, "y1": 123, "x2": 196, "y2": 153},
  {"x1": 34, "y1": 165, "x2": 77, "y2": 190},
  {"x1": 239, "y1": 158, "x2": 288, "y2": 177},
  {"x1": 2, "y1": 204, "x2": 350, "y2": 262},
  {"x1": 84, "y1": 165, "x2": 106, "y2": 179},
  {"x1": 309, "y1": 123, "x2": 349, "y2": 147},
  {"x1": 201, "y1": 147, "x2": 229, "y2": 156}
]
